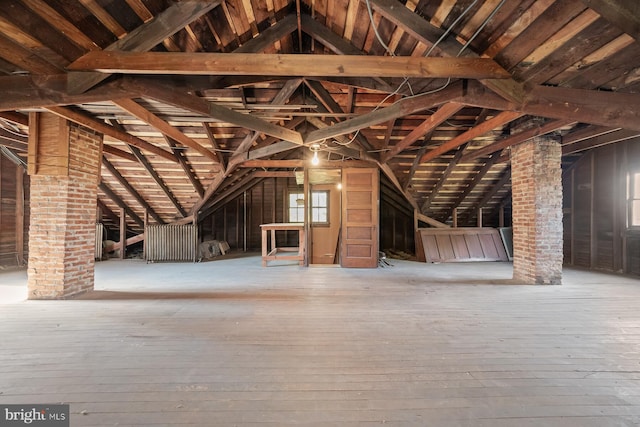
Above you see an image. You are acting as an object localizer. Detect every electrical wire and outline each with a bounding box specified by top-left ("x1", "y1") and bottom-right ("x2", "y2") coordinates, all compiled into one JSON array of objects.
[{"x1": 332, "y1": 0, "x2": 505, "y2": 149}]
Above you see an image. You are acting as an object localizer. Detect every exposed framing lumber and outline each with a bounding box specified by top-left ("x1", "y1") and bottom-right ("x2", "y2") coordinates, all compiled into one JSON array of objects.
[
  {"x1": 495, "y1": 1, "x2": 588, "y2": 71},
  {"x1": 69, "y1": 52, "x2": 511, "y2": 80},
  {"x1": 46, "y1": 106, "x2": 177, "y2": 163},
  {"x1": 442, "y1": 153, "x2": 501, "y2": 222},
  {"x1": 164, "y1": 136, "x2": 205, "y2": 198},
  {"x1": 419, "y1": 111, "x2": 524, "y2": 164},
  {"x1": 0, "y1": 112, "x2": 28, "y2": 126},
  {"x1": 121, "y1": 77, "x2": 304, "y2": 144},
  {"x1": 562, "y1": 129, "x2": 640, "y2": 154},
  {"x1": 112, "y1": 98, "x2": 218, "y2": 161},
  {"x1": 202, "y1": 123, "x2": 226, "y2": 169},
  {"x1": 0, "y1": 32, "x2": 62, "y2": 75},
  {"x1": 459, "y1": 119, "x2": 575, "y2": 163},
  {"x1": 228, "y1": 117, "x2": 306, "y2": 168},
  {"x1": 304, "y1": 80, "x2": 376, "y2": 154},
  {"x1": 68, "y1": 0, "x2": 221, "y2": 94},
  {"x1": 98, "y1": 181, "x2": 145, "y2": 228},
  {"x1": 403, "y1": 139, "x2": 430, "y2": 190},
  {"x1": 101, "y1": 157, "x2": 164, "y2": 224},
  {"x1": 461, "y1": 81, "x2": 640, "y2": 133},
  {"x1": 416, "y1": 212, "x2": 450, "y2": 228},
  {"x1": 240, "y1": 160, "x2": 305, "y2": 168},
  {"x1": 230, "y1": 79, "x2": 304, "y2": 156},
  {"x1": 421, "y1": 144, "x2": 469, "y2": 212},
  {"x1": 0, "y1": 75, "x2": 137, "y2": 112},
  {"x1": 383, "y1": 102, "x2": 465, "y2": 161},
  {"x1": 127, "y1": 145, "x2": 187, "y2": 218},
  {"x1": 97, "y1": 199, "x2": 120, "y2": 225},
  {"x1": 102, "y1": 144, "x2": 138, "y2": 162},
  {"x1": 369, "y1": 0, "x2": 527, "y2": 104},
  {"x1": 305, "y1": 82, "x2": 464, "y2": 144},
  {"x1": 234, "y1": 14, "x2": 298, "y2": 53},
  {"x1": 580, "y1": 0, "x2": 640, "y2": 42},
  {"x1": 460, "y1": 169, "x2": 512, "y2": 225}
]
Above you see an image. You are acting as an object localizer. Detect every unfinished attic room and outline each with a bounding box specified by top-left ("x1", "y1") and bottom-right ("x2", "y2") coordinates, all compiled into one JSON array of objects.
[{"x1": 2, "y1": 0, "x2": 640, "y2": 424}]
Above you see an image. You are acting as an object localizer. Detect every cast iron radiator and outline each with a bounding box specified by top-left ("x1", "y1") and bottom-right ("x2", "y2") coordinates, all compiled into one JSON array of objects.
[{"x1": 145, "y1": 224, "x2": 198, "y2": 262}]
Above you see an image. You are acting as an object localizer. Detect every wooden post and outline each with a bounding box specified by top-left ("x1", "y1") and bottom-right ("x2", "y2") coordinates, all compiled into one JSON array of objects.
[
  {"x1": 452, "y1": 208, "x2": 458, "y2": 228},
  {"x1": 143, "y1": 209, "x2": 148, "y2": 260},
  {"x1": 477, "y1": 207, "x2": 483, "y2": 227},
  {"x1": 303, "y1": 166, "x2": 310, "y2": 266},
  {"x1": 119, "y1": 207, "x2": 126, "y2": 259},
  {"x1": 499, "y1": 205, "x2": 505, "y2": 228},
  {"x1": 15, "y1": 166, "x2": 24, "y2": 265}
]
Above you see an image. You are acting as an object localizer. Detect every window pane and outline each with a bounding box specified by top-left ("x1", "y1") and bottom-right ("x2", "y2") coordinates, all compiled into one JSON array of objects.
[
  {"x1": 635, "y1": 173, "x2": 640, "y2": 198},
  {"x1": 633, "y1": 200, "x2": 640, "y2": 226}
]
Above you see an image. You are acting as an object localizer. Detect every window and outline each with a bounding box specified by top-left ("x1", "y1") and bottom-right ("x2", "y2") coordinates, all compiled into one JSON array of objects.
[
  {"x1": 311, "y1": 191, "x2": 329, "y2": 224},
  {"x1": 288, "y1": 191, "x2": 329, "y2": 224},
  {"x1": 288, "y1": 192, "x2": 305, "y2": 223},
  {"x1": 628, "y1": 172, "x2": 640, "y2": 227}
]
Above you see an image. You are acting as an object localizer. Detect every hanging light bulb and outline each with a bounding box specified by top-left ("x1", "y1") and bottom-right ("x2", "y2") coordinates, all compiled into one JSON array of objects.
[{"x1": 310, "y1": 143, "x2": 320, "y2": 166}]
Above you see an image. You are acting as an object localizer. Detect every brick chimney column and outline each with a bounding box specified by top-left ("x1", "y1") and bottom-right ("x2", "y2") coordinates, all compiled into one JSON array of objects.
[
  {"x1": 511, "y1": 136, "x2": 563, "y2": 285},
  {"x1": 27, "y1": 113, "x2": 103, "y2": 299}
]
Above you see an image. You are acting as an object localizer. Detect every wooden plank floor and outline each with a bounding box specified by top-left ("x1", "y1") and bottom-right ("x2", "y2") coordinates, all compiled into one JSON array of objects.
[{"x1": 1, "y1": 256, "x2": 640, "y2": 426}]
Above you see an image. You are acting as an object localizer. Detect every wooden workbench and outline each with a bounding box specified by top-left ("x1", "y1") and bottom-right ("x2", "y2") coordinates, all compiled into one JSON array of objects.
[{"x1": 260, "y1": 223, "x2": 305, "y2": 267}]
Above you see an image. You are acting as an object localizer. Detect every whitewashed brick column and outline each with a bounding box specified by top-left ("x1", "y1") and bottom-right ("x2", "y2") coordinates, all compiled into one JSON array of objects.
[
  {"x1": 28, "y1": 118, "x2": 102, "y2": 299},
  {"x1": 511, "y1": 137, "x2": 563, "y2": 285}
]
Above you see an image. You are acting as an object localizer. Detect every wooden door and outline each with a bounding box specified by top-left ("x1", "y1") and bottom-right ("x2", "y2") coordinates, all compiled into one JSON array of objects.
[{"x1": 341, "y1": 167, "x2": 379, "y2": 268}]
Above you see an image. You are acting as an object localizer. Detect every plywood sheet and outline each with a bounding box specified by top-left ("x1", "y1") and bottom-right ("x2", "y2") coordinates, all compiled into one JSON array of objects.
[{"x1": 416, "y1": 227, "x2": 509, "y2": 263}]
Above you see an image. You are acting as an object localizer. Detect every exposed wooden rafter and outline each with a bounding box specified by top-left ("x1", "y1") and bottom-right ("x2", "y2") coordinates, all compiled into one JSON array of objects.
[{"x1": 67, "y1": 0, "x2": 221, "y2": 94}]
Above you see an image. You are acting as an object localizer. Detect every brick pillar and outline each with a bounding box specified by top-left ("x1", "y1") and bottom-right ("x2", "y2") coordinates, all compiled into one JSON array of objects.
[
  {"x1": 511, "y1": 136, "x2": 563, "y2": 285},
  {"x1": 28, "y1": 114, "x2": 103, "y2": 299}
]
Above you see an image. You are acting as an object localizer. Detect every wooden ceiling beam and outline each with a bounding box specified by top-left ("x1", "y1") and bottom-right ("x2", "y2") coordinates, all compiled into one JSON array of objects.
[
  {"x1": 462, "y1": 81, "x2": 640, "y2": 133},
  {"x1": 121, "y1": 77, "x2": 304, "y2": 144},
  {"x1": 0, "y1": 112, "x2": 28, "y2": 126},
  {"x1": 442, "y1": 153, "x2": 500, "y2": 222},
  {"x1": 98, "y1": 182, "x2": 145, "y2": 229},
  {"x1": 460, "y1": 169, "x2": 512, "y2": 224},
  {"x1": 419, "y1": 111, "x2": 524, "y2": 164},
  {"x1": 495, "y1": 1, "x2": 588, "y2": 71},
  {"x1": 579, "y1": 0, "x2": 640, "y2": 42},
  {"x1": 127, "y1": 144, "x2": 187, "y2": 218},
  {"x1": 561, "y1": 125, "x2": 618, "y2": 145},
  {"x1": 45, "y1": 105, "x2": 177, "y2": 163},
  {"x1": 403, "y1": 139, "x2": 430, "y2": 191},
  {"x1": 102, "y1": 157, "x2": 164, "y2": 225},
  {"x1": 519, "y1": 18, "x2": 622, "y2": 85},
  {"x1": 164, "y1": 136, "x2": 205, "y2": 199},
  {"x1": 112, "y1": 98, "x2": 218, "y2": 161},
  {"x1": 0, "y1": 75, "x2": 136, "y2": 112},
  {"x1": 421, "y1": 144, "x2": 469, "y2": 212},
  {"x1": 68, "y1": 0, "x2": 221, "y2": 94},
  {"x1": 69, "y1": 51, "x2": 511, "y2": 80},
  {"x1": 299, "y1": 15, "x2": 393, "y2": 91},
  {"x1": 240, "y1": 159, "x2": 305, "y2": 168},
  {"x1": 562, "y1": 128, "x2": 640, "y2": 154},
  {"x1": 0, "y1": 33, "x2": 62, "y2": 75},
  {"x1": 305, "y1": 82, "x2": 464, "y2": 144},
  {"x1": 383, "y1": 102, "x2": 465, "y2": 161},
  {"x1": 459, "y1": 119, "x2": 575, "y2": 163},
  {"x1": 102, "y1": 144, "x2": 138, "y2": 162},
  {"x1": 369, "y1": 0, "x2": 527, "y2": 104},
  {"x1": 202, "y1": 123, "x2": 226, "y2": 169}
]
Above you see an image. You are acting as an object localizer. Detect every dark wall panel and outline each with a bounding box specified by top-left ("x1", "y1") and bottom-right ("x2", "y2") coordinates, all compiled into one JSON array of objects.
[
  {"x1": 563, "y1": 139, "x2": 640, "y2": 277},
  {"x1": 0, "y1": 155, "x2": 28, "y2": 268}
]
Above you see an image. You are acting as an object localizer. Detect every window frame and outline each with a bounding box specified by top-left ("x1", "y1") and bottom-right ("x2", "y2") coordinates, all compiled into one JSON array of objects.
[
  {"x1": 628, "y1": 170, "x2": 640, "y2": 229},
  {"x1": 287, "y1": 190, "x2": 330, "y2": 225}
]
